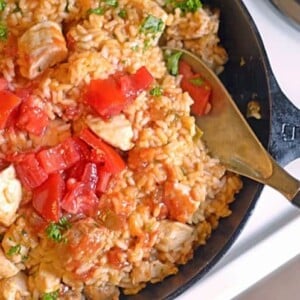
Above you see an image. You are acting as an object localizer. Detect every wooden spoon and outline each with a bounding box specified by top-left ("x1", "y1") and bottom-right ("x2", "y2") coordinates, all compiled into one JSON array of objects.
[{"x1": 164, "y1": 47, "x2": 300, "y2": 206}]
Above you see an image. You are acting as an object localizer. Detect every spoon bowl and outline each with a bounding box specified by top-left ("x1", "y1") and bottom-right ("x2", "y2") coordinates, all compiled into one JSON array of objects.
[{"x1": 164, "y1": 47, "x2": 300, "y2": 206}]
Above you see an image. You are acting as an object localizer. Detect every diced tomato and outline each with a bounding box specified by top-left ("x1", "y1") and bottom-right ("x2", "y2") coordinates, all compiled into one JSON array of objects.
[
  {"x1": 117, "y1": 74, "x2": 135, "y2": 102},
  {"x1": 59, "y1": 138, "x2": 81, "y2": 168},
  {"x1": 14, "y1": 87, "x2": 32, "y2": 102},
  {"x1": 79, "y1": 129, "x2": 126, "y2": 174},
  {"x1": 0, "y1": 90, "x2": 21, "y2": 129},
  {"x1": 72, "y1": 137, "x2": 91, "y2": 160},
  {"x1": 96, "y1": 169, "x2": 111, "y2": 194},
  {"x1": 16, "y1": 104, "x2": 49, "y2": 136},
  {"x1": 37, "y1": 138, "x2": 81, "y2": 174},
  {"x1": 129, "y1": 66, "x2": 154, "y2": 94},
  {"x1": 90, "y1": 148, "x2": 105, "y2": 164},
  {"x1": 61, "y1": 182, "x2": 99, "y2": 217},
  {"x1": 0, "y1": 78, "x2": 8, "y2": 91},
  {"x1": 179, "y1": 60, "x2": 194, "y2": 79},
  {"x1": 81, "y1": 163, "x2": 98, "y2": 190},
  {"x1": 37, "y1": 147, "x2": 67, "y2": 174},
  {"x1": 85, "y1": 77, "x2": 127, "y2": 118},
  {"x1": 32, "y1": 173, "x2": 65, "y2": 222},
  {"x1": 181, "y1": 74, "x2": 212, "y2": 116},
  {"x1": 85, "y1": 67, "x2": 154, "y2": 118},
  {"x1": 15, "y1": 153, "x2": 48, "y2": 189},
  {"x1": 66, "y1": 160, "x2": 87, "y2": 181},
  {"x1": 117, "y1": 67, "x2": 154, "y2": 102}
]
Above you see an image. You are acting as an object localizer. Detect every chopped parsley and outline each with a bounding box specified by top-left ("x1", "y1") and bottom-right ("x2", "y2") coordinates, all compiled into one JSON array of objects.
[
  {"x1": 0, "y1": 0, "x2": 6, "y2": 12},
  {"x1": 131, "y1": 44, "x2": 139, "y2": 52},
  {"x1": 0, "y1": 23, "x2": 7, "y2": 41},
  {"x1": 21, "y1": 255, "x2": 28, "y2": 261},
  {"x1": 150, "y1": 86, "x2": 163, "y2": 96},
  {"x1": 166, "y1": 0, "x2": 202, "y2": 13},
  {"x1": 189, "y1": 77, "x2": 204, "y2": 86},
  {"x1": 58, "y1": 216, "x2": 71, "y2": 229},
  {"x1": 45, "y1": 217, "x2": 71, "y2": 243},
  {"x1": 105, "y1": 0, "x2": 118, "y2": 7},
  {"x1": 87, "y1": 7, "x2": 105, "y2": 15},
  {"x1": 42, "y1": 290, "x2": 59, "y2": 300},
  {"x1": 143, "y1": 39, "x2": 151, "y2": 51},
  {"x1": 140, "y1": 15, "x2": 164, "y2": 34},
  {"x1": 166, "y1": 51, "x2": 183, "y2": 76},
  {"x1": 118, "y1": 9, "x2": 127, "y2": 19},
  {"x1": 7, "y1": 244, "x2": 21, "y2": 256}
]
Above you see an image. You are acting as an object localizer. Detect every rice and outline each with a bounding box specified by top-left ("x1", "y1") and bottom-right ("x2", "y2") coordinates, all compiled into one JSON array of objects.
[{"x1": 0, "y1": 1, "x2": 242, "y2": 299}]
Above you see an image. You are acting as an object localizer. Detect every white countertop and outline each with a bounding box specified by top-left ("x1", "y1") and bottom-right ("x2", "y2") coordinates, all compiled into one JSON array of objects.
[{"x1": 178, "y1": 1, "x2": 300, "y2": 299}]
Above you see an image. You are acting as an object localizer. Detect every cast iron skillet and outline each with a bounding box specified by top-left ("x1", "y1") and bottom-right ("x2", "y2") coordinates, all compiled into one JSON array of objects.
[{"x1": 123, "y1": 1, "x2": 300, "y2": 299}]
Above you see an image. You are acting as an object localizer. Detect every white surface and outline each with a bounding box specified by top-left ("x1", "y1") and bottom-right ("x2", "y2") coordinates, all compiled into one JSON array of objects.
[{"x1": 177, "y1": 1, "x2": 300, "y2": 299}]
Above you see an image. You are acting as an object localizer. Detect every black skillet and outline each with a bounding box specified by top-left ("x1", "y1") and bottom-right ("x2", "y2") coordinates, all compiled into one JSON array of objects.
[{"x1": 123, "y1": 1, "x2": 300, "y2": 299}]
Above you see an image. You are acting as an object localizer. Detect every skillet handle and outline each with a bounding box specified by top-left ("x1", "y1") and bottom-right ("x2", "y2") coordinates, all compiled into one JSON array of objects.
[{"x1": 268, "y1": 71, "x2": 300, "y2": 166}]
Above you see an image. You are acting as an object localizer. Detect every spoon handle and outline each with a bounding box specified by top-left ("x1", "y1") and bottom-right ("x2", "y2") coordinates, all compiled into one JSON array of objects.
[{"x1": 263, "y1": 156, "x2": 300, "y2": 204}]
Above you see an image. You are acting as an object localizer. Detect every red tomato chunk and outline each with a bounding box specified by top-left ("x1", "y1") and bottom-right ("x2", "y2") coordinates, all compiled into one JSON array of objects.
[
  {"x1": 16, "y1": 104, "x2": 49, "y2": 136},
  {"x1": 37, "y1": 138, "x2": 81, "y2": 174},
  {"x1": 0, "y1": 78, "x2": 8, "y2": 91},
  {"x1": 85, "y1": 66, "x2": 154, "y2": 118},
  {"x1": 79, "y1": 129, "x2": 126, "y2": 174},
  {"x1": 0, "y1": 90, "x2": 21, "y2": 129},
  {"x1": 81, "y1": 163, "x2": 98, "y2": 191},
  {"x1": 85, "y1": 77, "x2": 126, "y2": 119},
  {"x1": 179, "y1": 60, "x2": 212, "y2": 116},
  {"x1": 32, "y1": 173, "x2": 65, "y2": 222},
  {"x1": 96, "y1": 169, "x2": 111, "y2": 194},
  {"x1": 61, "y1": 182, "x2": 99, "y2": 217},
  {"x1": 15, "y1": 153, "x2": 48, "y2": 189},
  {"x1": 13, "y1": 132, "x2": 125, "y2": 221}
]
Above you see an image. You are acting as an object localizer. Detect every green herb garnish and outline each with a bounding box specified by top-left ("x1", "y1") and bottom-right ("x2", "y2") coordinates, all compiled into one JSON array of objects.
[
  {"x1": 0, "y1": 0, "x2": 6, "y2": 12},
  {"x1": 189, "y1": 77, "x2": 204, "y2": 86},
  {"x1": 150, "y1": 86, "x2": 163, "y2": 96},
  {"x1": 0, "y1": 23, "x2": 7, "y2": 41},
  {"x1": 87, "y1": 7, "x2": 105, "y2": 15},
  {"x1": 166, "y1": 51, "x2": 183, "y2": 76},
  {"x1": 58, "y1": 216, "x2": 71, "y2": 229},
  {"x1": 7, "y1": 244, "x2": 21, "y2": 256},
  {"x1": 105, "y1": 0, "x2": 118, "y2": 7},
  {"x1": 45, "y1": 217, "x2": 71, "y2": 243},
  {"x1": 42, "y1": 290, "x2": 59, "y2": 300},
  {"x1": 166, "y1": 0, "x2": 202, "y2": 13},
  {"x1": 118, "y1": 9, "x2": 127, "y2": 19},
  {"x1": 131, "y1": 44, "x2": 139, "y2": 52},
  {"x1": 140, "y1": 15, "x2": 164, "y2": 34}
]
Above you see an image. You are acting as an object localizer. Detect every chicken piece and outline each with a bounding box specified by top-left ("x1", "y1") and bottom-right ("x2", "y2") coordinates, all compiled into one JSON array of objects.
[
  {"x1": 28, "y1": 263, "x2": 60, "y2": 294},
  {"x1": 0, "y1": 165, "x2": 22, "y2": 227},
  {"x1": 18, "y1": 21, "x2": 68, "y2": 79},
  {"x1": 86, "y1": 114, "x2": 134, "y2": 151},
  {"x1": 155, "y1": 220, "x2": 194, "y2": 252},
  {"x1": 0, "y1": 249, "x2": 19, "y2": 279},
  {"x1": 2, "y1": 216, "x2": 39, "y2": 264},
  {"x1": 84, "y1": 284, "x2": 120, "y2": 300},
  {"x1": 0, "y1": 272, "x2": 29, "y2": 300}
]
